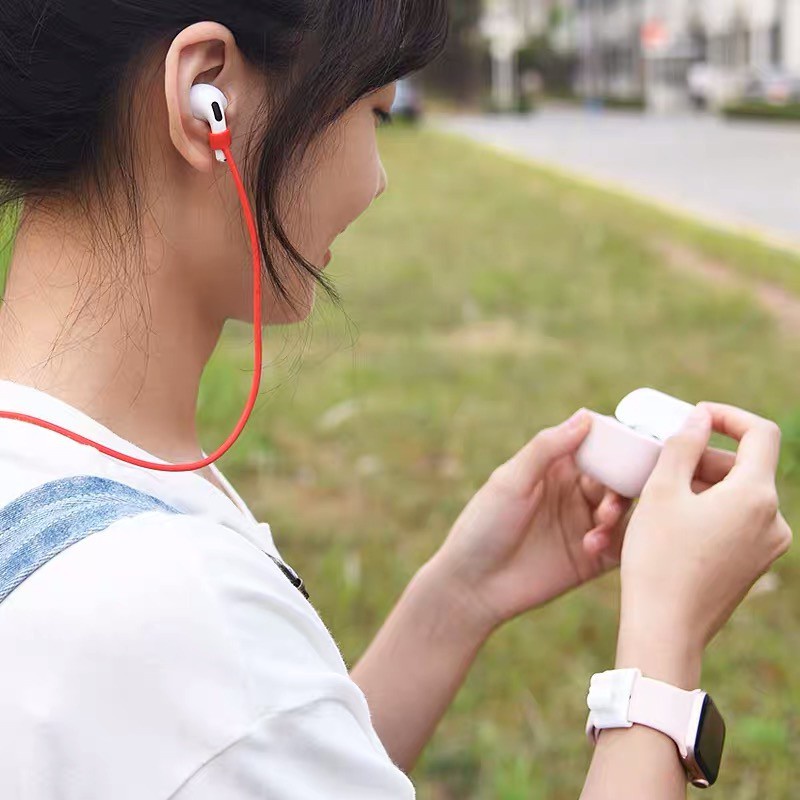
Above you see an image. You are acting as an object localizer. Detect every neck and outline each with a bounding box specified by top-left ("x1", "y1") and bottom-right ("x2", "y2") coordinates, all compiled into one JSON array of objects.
[{"x1": 0, "y1": 201, "x2": 225, "y2": 464}]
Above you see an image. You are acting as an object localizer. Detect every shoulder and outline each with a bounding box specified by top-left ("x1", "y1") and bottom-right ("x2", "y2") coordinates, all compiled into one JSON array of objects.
[
  {"x1": 0, "y1": 511, "x2": 379, "y2": 798},
  {"x1": 3, "y1": 509, "x2": 352, "y2": 706}
]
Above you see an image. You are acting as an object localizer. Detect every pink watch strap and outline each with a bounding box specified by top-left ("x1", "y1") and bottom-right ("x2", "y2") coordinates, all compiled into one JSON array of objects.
[{"x1": 628, "y1": 676, "x2": 703, "y2": 758}]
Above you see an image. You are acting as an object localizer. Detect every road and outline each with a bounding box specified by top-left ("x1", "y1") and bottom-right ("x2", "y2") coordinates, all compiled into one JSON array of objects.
[{"x1": 434, "y1": 108, "x2": 800, "y2": 248}]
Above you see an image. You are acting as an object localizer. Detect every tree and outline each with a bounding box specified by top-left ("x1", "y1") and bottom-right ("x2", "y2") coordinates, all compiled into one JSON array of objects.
[{"x1": 422, "y1": 0, "x2": 486, "y2": 103}]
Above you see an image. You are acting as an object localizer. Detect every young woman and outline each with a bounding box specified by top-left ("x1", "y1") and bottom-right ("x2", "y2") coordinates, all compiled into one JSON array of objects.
[{"x1": 0, "y1": 2, "x2": 791, "y2": 798}]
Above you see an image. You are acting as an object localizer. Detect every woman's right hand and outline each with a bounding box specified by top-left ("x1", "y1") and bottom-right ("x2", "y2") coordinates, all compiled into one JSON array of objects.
[{"x1": 616, "y1": 401, "x2": 792, "y2": 684}]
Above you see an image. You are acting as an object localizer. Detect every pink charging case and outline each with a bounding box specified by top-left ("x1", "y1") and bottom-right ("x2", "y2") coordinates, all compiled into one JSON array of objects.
[{"x1": 575, "y1": 388, "x2": 698, "y2": 499}]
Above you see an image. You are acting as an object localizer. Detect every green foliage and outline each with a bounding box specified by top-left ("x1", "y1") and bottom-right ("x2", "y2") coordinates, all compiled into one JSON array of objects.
[
  {"x1": 738, "y1": 716, "x2": 789, "y2": 754},
  {"x1": 723, "y1": 101, "x2": 800, "y2": 122},
  {"x1": 517, "y1": 34, "x2": 576, "y2": 95},
  {"x1": 600, "y1": 95, "x2": 646, "y2": 111},
  {"x1": 422, "y1": 0, "x2": 486, "y2": 103},
  {"x1": 777, "y1": 407, "x2": 800, "y2": 481},
  {"x1": 448, "y1": 0, "x2": 482, "y2": 31},
  {"x1": 481, "y1": 95, "x2": 537, "y2": 115},
  {"x1": 0, "y1": 205, "x2": 19, "y2": 298}
]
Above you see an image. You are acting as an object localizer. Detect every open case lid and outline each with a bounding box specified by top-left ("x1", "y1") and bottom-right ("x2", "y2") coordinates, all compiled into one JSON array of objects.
[{"x1": 615, "y1": 388, "x2": 697, "y2": 442}]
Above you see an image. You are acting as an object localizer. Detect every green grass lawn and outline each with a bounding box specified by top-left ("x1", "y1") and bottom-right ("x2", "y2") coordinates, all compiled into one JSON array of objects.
[{"x1": 4, "y1": 127, "x2": 800, "y2": 797}]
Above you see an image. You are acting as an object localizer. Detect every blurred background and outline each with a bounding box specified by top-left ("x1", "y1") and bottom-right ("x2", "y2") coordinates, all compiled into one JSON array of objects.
[
  {"x1": 3, "y1": 1, "x2": 799, "y2": 798},
  {"x1": 425, "y1": 0, "x2": 800, "y2": 115},
  {"x1": 260, "y1": 1, "x2": 799, "y2": 797}
]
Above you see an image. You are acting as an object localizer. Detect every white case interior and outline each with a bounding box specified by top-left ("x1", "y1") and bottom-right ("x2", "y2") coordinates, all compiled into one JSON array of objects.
[{"x1": 614, "y1": 388, "x2": 696, "y2": 442}]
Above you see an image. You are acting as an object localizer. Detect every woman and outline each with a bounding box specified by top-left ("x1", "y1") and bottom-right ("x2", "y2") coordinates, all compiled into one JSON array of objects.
[{"x1": 0, "y1": 2, "x2": 791, "y2": 798}]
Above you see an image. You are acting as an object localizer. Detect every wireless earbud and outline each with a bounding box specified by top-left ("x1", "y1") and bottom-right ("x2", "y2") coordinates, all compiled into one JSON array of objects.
[{"x1": 190, "y1": 83, "x2": 230, "y2": 163}]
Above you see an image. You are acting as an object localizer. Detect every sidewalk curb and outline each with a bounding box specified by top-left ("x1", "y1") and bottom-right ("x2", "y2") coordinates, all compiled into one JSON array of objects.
[{"x1": 432, "y1": 126, "x2": 800, "y2": 258}]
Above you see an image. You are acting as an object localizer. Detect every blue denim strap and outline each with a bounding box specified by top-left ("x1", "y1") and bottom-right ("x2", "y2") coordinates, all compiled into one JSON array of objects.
[
  {"x1": 0, "y1": 476, "x2": 182, "y2": 604},
  {"x1": 0, "y1": 474, "x2": 309, "y2": 604}
]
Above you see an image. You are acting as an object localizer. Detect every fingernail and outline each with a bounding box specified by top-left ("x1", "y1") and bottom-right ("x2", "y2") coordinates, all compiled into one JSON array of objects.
[{"x1": 567, "y1": 409, "x2": 588, "y2": 429}]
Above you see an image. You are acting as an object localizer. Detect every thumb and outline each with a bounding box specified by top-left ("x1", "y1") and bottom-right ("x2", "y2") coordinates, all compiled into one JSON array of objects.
[
  {"x1": 649, "y1": 405, "x2": 712, "y2": 492},
  {"x1": 495, "y1": 410, "x2": 591, "y2": 495}
]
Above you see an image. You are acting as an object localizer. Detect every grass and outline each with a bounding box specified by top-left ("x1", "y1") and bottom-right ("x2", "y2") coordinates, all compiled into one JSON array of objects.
[{"x1": 4, "y1": 127, "x2": 800, "y2": 798}]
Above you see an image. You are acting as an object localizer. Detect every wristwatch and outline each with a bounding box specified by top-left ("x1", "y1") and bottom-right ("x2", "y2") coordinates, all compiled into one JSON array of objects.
[{"x1": 585, "y1": 668, "x2": 726, "y2": 788}]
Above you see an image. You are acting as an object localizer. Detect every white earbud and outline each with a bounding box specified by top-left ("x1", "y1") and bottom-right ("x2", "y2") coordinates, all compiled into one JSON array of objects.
[{"x1": 190, "y1": 83, "x2": 230, "y2": 163}]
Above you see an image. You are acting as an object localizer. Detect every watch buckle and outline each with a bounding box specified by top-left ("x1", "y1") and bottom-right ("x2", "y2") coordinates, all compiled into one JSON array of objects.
[{"x1": 587, "y1": 668, "x2": 640, "y2": 730}]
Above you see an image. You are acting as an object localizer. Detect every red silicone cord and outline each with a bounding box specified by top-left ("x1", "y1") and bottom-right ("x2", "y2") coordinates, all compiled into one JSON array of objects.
[{"x1": 0, "y1": 138, "x2": 263, "y2": 472}]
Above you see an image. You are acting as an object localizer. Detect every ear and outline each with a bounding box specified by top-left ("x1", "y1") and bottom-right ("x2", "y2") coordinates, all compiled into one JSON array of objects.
[{"x1": 164, "y1": 22, "x2": 242, "y2": 173}]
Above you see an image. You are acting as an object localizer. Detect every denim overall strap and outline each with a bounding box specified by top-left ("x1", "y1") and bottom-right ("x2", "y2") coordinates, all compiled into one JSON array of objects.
[
  {"x1": 0, "y1": 476, "x2": 182, "y2": 604},
  {"x1": 0, "y1": 474, "x2": 309, "y2": 604}
]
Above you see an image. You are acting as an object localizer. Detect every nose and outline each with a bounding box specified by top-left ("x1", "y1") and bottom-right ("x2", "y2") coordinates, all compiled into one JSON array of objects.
[{"x1": 375, "y1": 160, "x2": 388, "y2": 199}]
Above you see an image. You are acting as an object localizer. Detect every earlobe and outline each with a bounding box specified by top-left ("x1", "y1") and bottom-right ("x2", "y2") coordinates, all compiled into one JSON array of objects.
[{"x1": 164, "y1": 22, "x2": 239, "y2": 173}]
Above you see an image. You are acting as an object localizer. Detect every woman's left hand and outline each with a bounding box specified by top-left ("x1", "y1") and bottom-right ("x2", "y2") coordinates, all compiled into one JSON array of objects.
[{"x1": 428, "y1": 410, "x2": 632, "y2": 634}]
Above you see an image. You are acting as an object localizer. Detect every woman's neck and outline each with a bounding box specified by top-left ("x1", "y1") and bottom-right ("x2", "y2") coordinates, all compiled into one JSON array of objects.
[{"x1": 0, "y1": 202, "x2": 226, "y2": 464}]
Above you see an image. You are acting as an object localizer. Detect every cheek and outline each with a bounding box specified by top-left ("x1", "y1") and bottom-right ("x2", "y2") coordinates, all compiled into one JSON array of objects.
[
  {"x1": 335, "y1": 135, "x2": 382, "y2": 224},
  {"x1": 308, "y1": 119, "x2": 382, "y2": 242}
]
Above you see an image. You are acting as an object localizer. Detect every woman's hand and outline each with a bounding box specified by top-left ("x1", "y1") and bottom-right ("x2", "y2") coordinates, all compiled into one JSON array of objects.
[
  {"x1": 427, "y1": 410, "x2": 633, "y2": 634},
  {"x1": 581, "y1": 403, "x2": 790, "y2": 800},
  {"x1": 617, "y1": 402, "x2": 793, "y2": 683},
  {"x1": 352, "y1": 411, "x2": 620, "y2": 772}
]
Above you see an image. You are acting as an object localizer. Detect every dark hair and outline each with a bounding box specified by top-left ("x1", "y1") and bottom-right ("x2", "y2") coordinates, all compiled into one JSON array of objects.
[{"x1": 0, "y1": 1, "x2": 448, "y2": 312}]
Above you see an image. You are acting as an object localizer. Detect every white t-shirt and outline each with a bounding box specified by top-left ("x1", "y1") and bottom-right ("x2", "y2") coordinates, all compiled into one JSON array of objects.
[{"x1": 0, "y1": 379, "x2": 415, "y2": 799}]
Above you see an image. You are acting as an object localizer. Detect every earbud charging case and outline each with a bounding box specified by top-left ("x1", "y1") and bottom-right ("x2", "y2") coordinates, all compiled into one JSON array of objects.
[{"x1": 575, "y1": 388, "x2": 697, "y2": 499}]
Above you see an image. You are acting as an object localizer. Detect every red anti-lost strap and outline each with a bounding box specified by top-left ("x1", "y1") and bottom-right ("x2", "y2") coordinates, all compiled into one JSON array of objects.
[
  {"x1": 209, "y1": 129, "x2": 232, "y2": 150},
  {"x1": 0, "y1": 131, "x2": 264, "y2": 473}
]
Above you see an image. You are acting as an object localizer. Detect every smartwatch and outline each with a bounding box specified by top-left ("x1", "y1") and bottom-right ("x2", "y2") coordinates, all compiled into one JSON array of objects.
[{"x1": 585, "y1": 668, "x2": 726, "y2": 788}]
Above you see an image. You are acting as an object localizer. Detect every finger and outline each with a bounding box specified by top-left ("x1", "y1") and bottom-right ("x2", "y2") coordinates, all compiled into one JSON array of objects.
[
  {"x1": 580, "y1": 473, "x2": 607, "y2": 507},
  {"x1": 583, "y1": 528, "x2": 613, "y2": 557},
  {"x1": 695, "y1": 446, "x2": 735, "y2": 486},
  {"x1": 649, "y1": 406, "x2": 712, "y2": 491},
  {"x1": 593, "y1": 489, "x2": 626, "y2": 528},
  {"x1": 584, "y1": 527, "x2": 624, "y2": 569},
  {"x1": 494, "y1": 410, "x2": 592, "y2": 495},
  {"x1": 696, "y1": 402, "x2": 782, "y2": 482}
]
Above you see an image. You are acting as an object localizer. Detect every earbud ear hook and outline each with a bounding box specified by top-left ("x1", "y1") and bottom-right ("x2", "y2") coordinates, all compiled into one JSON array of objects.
[{"x1": 189, "y1": 83, "x2": 231, "y2": 163}]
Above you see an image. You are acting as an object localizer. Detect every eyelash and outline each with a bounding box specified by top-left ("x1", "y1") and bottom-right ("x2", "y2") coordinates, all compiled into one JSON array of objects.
[{"x1": 374, "y1": 109, "x2": 393, "y2": 127}]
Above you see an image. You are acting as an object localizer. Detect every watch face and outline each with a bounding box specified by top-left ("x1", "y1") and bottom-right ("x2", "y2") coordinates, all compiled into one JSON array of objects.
[{"x1": 693, "y1": 695, "x2": 726, "y2": 786}]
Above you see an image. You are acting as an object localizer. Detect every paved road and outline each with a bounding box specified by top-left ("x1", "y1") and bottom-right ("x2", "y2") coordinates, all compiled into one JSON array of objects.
[{"x1": 435, "y1": 108, "x2": 800, "y2": 248}]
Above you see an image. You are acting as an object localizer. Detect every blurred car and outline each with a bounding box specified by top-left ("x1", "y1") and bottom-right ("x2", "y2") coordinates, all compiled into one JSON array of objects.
[
  {"x1": 742, "y1": 69, "x2": 800, "y2": 105},
  {"x1": 391, "y1": 79, "x2": 423, "y2": 122}
]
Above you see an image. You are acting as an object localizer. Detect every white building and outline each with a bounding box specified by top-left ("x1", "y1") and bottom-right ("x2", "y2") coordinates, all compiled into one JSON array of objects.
[
  {"x1": 557, "y1": 0, "x2": 800, "y2": 110},
  {"x1": 569, "y1": 0, "x2": 645, "y2": 100},
  {"x1": 700, "y1": 0, "x2": 800, "y2": 104}
]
